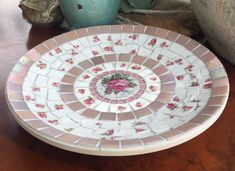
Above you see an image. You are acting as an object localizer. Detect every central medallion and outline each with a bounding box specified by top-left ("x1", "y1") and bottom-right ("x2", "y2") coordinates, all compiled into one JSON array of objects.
[
  {"x1": 73, "y1": 62, "x2": 161, "y2": 113},
  {"x1": 98, "y1": 72, "x2": 139, "y2": 99}
]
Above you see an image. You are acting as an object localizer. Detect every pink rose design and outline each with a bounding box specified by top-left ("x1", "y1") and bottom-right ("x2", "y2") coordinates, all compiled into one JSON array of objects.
[
  {"x1": 135, "y1": 128, "x2": 145, "y2": 133},
  {"x1": 167, "y1": 103, "x2": 177, "y2": 110},
  {"x1": 160, "y1": 41, "x2": 169, "y2": 48},
  {"x1": 78, "y1": 89, "x2": 85, "y2": 94},
  {"x1": 83, "y1": 74, "x2": 90, "y2": 80},
  {"x1": 150, "y1": 76, "x2": 157, "y2": 81},
  {"x1": 173, "y1": 96, "x2": 180, "y2": 102},
  {"x1": 114, "y1": 40, "x2": 123, "y2": 45},
  {"x1": 129, "y1": 49, "x2": 137, "y2": 55},
  {"x1": 103, "y1": 46, "x2": 113, "y2": 52},
  {"x1": 107, "y1": 35, "x2": 112, "y2": 41},
  {"x1": 107, "y1": 79, "x2": 129, "y2": 93},
  {"x1": 150, "y1": 85, "x2": 157, "y2": 92},
  {"x1": 36, "y1": 61, "x2": 47, "y2": 70},
  {"x1": 48, "y1": 120, "x2": 58, "y2": 124},
  {"x1": 35, "y1": 104, "x2": 45, "y2": 109},
  {"x1": 117, "y1": 106, "x2": 126, "y2": 111},
  {"x1": 55, "y1": 104, "x2": 64, "y2": 110},
  {"x1": 148, "y1": 38, "x2": 157, "y2": 46},
  {"x1": 52, "y1": 82, "x2": 60, "y2": 87},
  {"x1": 92, "y1": 51, "x2": 99, "y2": 56},
  {"x1": 65, "y1": 58, "x2": 74, "y2": 64},
  {"x1": 38, "y1": 112, "x2": 47, "y2": 118},
  {"x1": 93, "y1": 36, "x2": 100, "y2": 42},
  {"x1": 25, "y1": 95, "x2": 31, "y2": 101},
  {"x1": 92, "y1": 67, "x2": 103, "y2": 74},
  {"x1": 176, "y1": 75, "x2": 184, "y2": 81},
  {"x1": 104, "y1": 129, "x2": 114, "y2": 136},
  {"x1": 55, "y1": 48, "x2": 62, "y2": 54},
  {"x1": 131, "y1": 65, "x2": 141, "y2": 70},
  {"x1": 182, "y1": 105, "x2": 193, "y2": 111},
  {"x1": 135, "y1": 102, "x2": 143, "y2": 108},
  {"x1": 84, "y1": 97, "x2": 95, "y2": 105},
  {"x1": 120, "y1": 63, "x2": 126, "y2": 68},
  {"x1": 70, "y1": 49, "x2": 78, "y2": 56}
]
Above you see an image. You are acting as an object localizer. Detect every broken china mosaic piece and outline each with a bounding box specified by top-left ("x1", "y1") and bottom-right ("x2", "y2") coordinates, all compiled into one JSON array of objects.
[{"x1": 6, "y1": 25, "x2": 229, "y2": 156}]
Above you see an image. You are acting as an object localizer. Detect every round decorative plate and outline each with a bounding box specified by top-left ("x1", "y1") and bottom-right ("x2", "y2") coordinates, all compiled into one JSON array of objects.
[{"x1": 6, "y1": 25, "x2": 229, "y2": 156}]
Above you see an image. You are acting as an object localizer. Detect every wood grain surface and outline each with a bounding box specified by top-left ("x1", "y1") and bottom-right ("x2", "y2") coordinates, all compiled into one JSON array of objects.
[{"x1": 0, "y1": 0, "x2": 234, "y2": 170}]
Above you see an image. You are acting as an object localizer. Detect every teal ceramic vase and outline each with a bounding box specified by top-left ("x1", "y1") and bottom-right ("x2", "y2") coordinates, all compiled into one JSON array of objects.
[{"x1": 59, "y1": 0, "x2": 121, "y2": 29}]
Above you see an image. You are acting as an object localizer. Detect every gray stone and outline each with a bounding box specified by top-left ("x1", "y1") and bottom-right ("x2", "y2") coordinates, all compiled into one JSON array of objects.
[{"x1": 192, "y1": 0, "x2": 235, "y2": 64}]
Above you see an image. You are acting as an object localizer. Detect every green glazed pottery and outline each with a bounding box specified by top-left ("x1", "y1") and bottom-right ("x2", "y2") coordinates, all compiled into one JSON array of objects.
[{"x1": 59, "y1": 0, "x2": 121, "y2": 29}]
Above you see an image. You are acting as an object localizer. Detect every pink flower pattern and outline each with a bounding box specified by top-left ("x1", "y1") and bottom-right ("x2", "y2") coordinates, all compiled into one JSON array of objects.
[
  {"x1": 129, "y1": 34, "x2": 138, "y2": 40},
  {"x1": 48, "y1": 120, "x2": 58, "y2": 124},
  {"x1": 149, "y1": 85, "x2": 157, "y2": 92},
  {"x1": 55, "y1": 48, "x2": 62, "y2": 54},
  {"x1": 84, "y1": 97, "x2": 95, "y2": 105},
  {"x1": 167, "y1": 103, "x2": 177, "y2": 110},
  {"x1": 92, "y1": 51, "x2": 99, "y2": 56},
  {"x1": 52, "y1": 82, "x2": 60, "y2": 87},
  {"x1": 55, "y1": 104, "x2": 64, "y2": 110},
  {"x1": 150, "y1": 76, "x2": 157, "y2": 81},
  {"x1": 83, "y1": 74, "x2": 90, "y2": 80},
  {"x1": 107, "y1": 79, "x2": 129, "y2": 93},
  {"x1": 160, "y1": 41, "x2": 169, "y2": 48},
  {"x1": 107, "y1": 35, "x2": 112, "y2": 41},
  {"x1": 114, "y1": 40, "x2": 123, "y2": 46},
  {"x1": 36, "y1": 61, "x2": 47, "y2": 70},
  {"x1": 131, "y1": 65, "x2": 141, "y2": 70},
  {"x1": 148, "y1": 38, "x2": 157, "y2": 46},
  {"x1": 103, "y1": 46, "x2": 113, "y2": 52},
  {"x1": 135, "y1": 102, "x2": 143, "y2": 108},
  {"x1": 92, "y1": 67, "x2": 103, "y2": 74},
  {"x1": 103, "y1": 129, "x2": 114, "y2": 136},
  {"x1": 182, "y1": 105, "x2": 193, "y2": 111},
  {"x1": 78, "y1": 89, "x2": 85, "y2": 94},
  {"x1": 38, "y1": 112, "x2": 47, "y2": 118},
  {"x1": 176, "y1": 75, "x2": 184, "y2": 81},
  {"x1": 65, "y1": 58, "x2": 74, "y2": 65},
  {"x1": 93, "y1": 36, "x2": 100, "y2": 43},
  {"x1": 135, "y1": 128, "x2": 145, "y2": 133},
  {"x1": 101, "y1": 73, "x2": 137, "y2": 95},
  {"x1": 129, "y1": 49, "x2": 137, "y2": 55},
  {"x1": 35, "y1": 104, "x2": 45, "y2": 109},
  {"x1": 120, "y1": 63, "x2": 126, "y2": 68},
  {"x1": 117, "y1": 106, "x2": 126, "y2": 111}
]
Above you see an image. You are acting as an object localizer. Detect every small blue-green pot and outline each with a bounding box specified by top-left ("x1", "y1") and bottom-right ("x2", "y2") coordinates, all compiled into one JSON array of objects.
[{"x1": 59, "y1": 0, "x2": 121, "y2": 29}]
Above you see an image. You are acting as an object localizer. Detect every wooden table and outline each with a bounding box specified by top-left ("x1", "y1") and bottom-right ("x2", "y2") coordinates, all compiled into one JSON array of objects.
[{"x1": 0, "y1": 0, "x2": 234, "y2": 170}]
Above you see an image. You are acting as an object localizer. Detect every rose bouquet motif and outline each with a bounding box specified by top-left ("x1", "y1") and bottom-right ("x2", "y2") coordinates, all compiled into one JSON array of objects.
[{"x1": 101, "y1": 73, "x2": 137, "y2": 95}]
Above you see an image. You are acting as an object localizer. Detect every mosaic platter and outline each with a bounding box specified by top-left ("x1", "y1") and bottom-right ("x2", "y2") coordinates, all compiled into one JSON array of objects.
[{"x1": 6, "y1": 25, "x2": 229, "y2": 156}]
